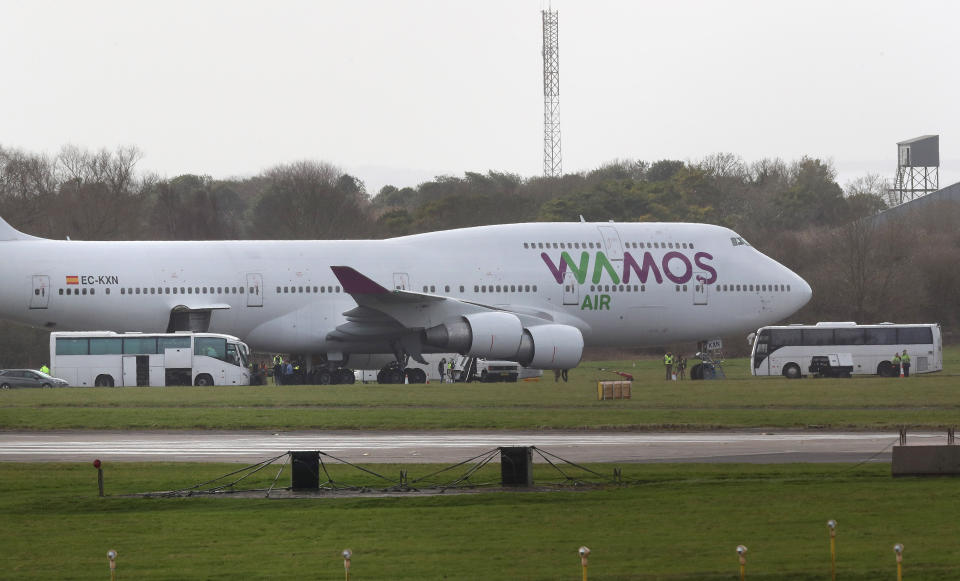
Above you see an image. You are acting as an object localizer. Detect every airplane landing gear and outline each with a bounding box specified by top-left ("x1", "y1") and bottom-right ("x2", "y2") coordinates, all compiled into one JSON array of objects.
[{"x1": 376, "y1": 361, "x2": 426, "y2": 384}]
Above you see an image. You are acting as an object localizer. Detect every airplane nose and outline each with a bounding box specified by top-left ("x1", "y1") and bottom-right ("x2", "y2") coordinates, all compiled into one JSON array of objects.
[
  {"x1": 795, "y1": 273, "x2": 812, "y2": 307},
  {"x1": 790, "y1": 270, "x2": 812, "y2": 313}
]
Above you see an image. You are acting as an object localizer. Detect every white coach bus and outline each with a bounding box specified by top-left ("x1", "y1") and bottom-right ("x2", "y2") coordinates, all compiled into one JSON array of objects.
[
  {"x1": 50, "y1": 331, "x2": 251, "y2": 387},
  {"x1": 749, "y1": 322, "x2": 942, "y2": 379}
]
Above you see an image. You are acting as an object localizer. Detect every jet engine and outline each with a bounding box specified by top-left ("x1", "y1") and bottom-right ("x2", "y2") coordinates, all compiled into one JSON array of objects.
[
  {"x1": 515, "y1": 324, "x2": 584, "y2": 369},
  {"x1": 423, "y1": 313, "x2": 584, "y2": 369},
  {"x1": 423, "y1": 312, "x2": 523, "y2": 359}
]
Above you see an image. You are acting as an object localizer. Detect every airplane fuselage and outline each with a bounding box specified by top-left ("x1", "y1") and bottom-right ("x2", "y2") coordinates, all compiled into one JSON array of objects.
[{"x1": 0, "y1": 222, "x2": 811, "y2": 362}]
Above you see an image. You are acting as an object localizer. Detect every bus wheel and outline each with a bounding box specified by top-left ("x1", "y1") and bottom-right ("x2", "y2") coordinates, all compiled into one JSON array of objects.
[
  {"x1": 316, "y1": 369, "x2": 332, "y2": 385},
  {"x1": 94, "y1": 375, "x2": 114, "y2": 387},
  {"x1": 194, "y1": 374, "x2": 214, "y2": 387},
  {"x1": 783, "y1": 363, "x2": 802, "y2": 379},
  {"x1": 877, "y1": 361, "x2": 894, "y2": 377}
]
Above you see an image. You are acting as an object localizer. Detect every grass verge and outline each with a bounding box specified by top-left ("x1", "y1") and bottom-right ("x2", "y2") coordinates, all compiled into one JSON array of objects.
[
  {"x1": 2, "y1": 354, "x2": 959, "y2": 430},
  {"x1": 2, "y1": 461, "x2": 959, "y2": 579}
]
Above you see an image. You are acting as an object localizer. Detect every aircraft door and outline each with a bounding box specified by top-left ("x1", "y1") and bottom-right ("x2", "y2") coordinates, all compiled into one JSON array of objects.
[
  {"x1": 693, "y1": 272, "x2": 708, "y2": 305},
  {"x1": 563, "y1": 271, "x2": 580, "y2": 305},
  {"x1": 246, "y1": 273, "x2": 263, "y2": 307},
  {"x1": 597, "y1": 226, "x2": 624, "y2": 262},
  {"x1": 30, "y1": 275, "x2": 50, "y2": 309},
  {"x1": 393, "y1": 273, "x2": 410, "y2": 291}
]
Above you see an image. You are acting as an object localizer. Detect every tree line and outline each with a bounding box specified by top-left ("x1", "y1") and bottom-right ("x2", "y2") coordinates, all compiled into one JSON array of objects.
[{"x1": 0, "y1": 144, "x2": 956, "y2": 365}]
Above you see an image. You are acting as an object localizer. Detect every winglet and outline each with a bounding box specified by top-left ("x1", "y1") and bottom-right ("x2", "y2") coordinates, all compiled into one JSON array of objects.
[
  {"x1": 0, "y1": 216, "x2": 41, "y2": 241},
  {"x1": 331, "y1": 266, "x2": 391, "y2": 295}
]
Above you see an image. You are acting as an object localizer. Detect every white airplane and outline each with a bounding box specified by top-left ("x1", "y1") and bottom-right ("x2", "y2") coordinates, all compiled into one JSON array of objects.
[{"x1": 0, "y1": 216, "x2": 810, "y2": 382}]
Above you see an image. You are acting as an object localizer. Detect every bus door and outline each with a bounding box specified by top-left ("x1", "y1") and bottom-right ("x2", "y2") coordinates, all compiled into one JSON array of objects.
[
  {"x1": 563, "y1": 271, "x2": 579, "y2": 305},
  {"x1": 393, "y1": 273, "x2": 410, "y2": 291},
  {"x1": 597, "y1": 226, "x2": 624, "y2": 263},
  {"x1": 30, "y1": 275, "x2": 50, "y2": 309},
  {"x1": 122, "y1": 356, "x2": 150, "y2": 387},
  {"x1": 246, "y1": 273, "x2": 263, "y2": 307},
  {"x1": 753, "y1": 331, "x2": 771, "y2": 375},
  {"x1": 693, "y1": 272, "x2": 708, "y2": 306}
]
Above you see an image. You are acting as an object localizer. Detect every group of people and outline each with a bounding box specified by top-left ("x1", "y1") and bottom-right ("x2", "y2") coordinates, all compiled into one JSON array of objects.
[
  {"x1": 663, "y1": 351, "x2": 687, "y2": 380},
  {"x1": 892, "y1": 349, "x2": 912, "y2": 377},
  {"x1": 272, "y1": 354, "x2": 307, "y2": 385}
]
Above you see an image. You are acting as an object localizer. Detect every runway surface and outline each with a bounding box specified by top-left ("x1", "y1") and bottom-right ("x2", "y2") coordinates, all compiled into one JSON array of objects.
[{"x1": 0, "y1": 430, "x2": 947, "y2": 464}]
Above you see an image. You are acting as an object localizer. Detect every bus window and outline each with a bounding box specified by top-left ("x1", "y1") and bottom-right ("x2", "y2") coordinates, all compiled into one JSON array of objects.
[
  {"x1": 769, "y1": 328, "x2": 801, "y2": 349},
  {"x1": 89, "y1": 338, "x2": 123, "y2": 355},
  {"x1": 56, "y1": 338, "x2": 89, "y2": 355},
  {"x1": 898, "y1": 327, "x2": 933, "y2": 344},
  {"x1": 865, "y1": 328, "x2": 896, "y2": 345},
  {"x1": 195, "y1": 337, "x2": 226, "y2": 360},
  {"x1": 158, "y1": 336, "x2": 191, "y2": 351},
  {"x1": 802, "y1": 329, "x2": 834, "y2": 346},
  {"x1": 123, "y1": 337, "x2": 158, "y2": 354},
  {"x1": 834, "y1": 328, "x2": 865, "y2": 345}
]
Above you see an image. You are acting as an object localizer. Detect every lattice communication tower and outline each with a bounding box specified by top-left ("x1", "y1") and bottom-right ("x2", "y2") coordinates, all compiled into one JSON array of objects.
[
  {"x1": 889, "y1": 135, "x2": 939, "y2": 207},
  {"x1": 542, "y1": 9, "x2": 561, "y2": 177}
]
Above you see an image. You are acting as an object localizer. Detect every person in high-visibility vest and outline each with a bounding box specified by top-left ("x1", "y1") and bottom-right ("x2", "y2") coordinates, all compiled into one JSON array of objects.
[
  {"x1": 892, "y1": 352, "x2": 901, "y2": 377},
  {"x1": 273, "y1": 354, "x2": 283, "y2": 385},
  {"x1": 40, "y1": 364, "x2": 50, "y2": 375},
  {"x1": 664, "y1": 352, "x2": 674, "y2": 380},
  {"x1": 901, "y1": 349, "x2": 911, "y2": 377}
]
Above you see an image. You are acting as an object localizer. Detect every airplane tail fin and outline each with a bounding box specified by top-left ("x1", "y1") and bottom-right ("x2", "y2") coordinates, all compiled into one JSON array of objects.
[{"x1": 0, "y1": 217, "x2": 41, "y2": 241}]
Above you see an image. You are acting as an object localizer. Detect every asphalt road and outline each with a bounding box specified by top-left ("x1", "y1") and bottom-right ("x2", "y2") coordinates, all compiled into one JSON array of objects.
[{"x1": 0, "y1": 429, "x2": 947, "y2": 464}]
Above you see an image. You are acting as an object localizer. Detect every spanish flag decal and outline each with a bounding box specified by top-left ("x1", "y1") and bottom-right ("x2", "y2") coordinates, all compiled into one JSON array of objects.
[{"x1": 66, "y1": 276, "x2": 79, "y2": 285}]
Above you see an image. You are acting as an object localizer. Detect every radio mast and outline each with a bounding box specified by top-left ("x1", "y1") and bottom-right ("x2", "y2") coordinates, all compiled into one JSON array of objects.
[{"x1": 542, "y1": 8, "x2": 561, "y2": 177}]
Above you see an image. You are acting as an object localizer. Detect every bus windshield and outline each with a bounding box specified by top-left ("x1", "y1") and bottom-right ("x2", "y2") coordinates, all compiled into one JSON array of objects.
[{"x1": 226, "y1": 343, "x2": 247, "y2": 368}]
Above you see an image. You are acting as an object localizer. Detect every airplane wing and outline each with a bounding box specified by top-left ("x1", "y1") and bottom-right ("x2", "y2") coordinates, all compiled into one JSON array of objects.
[
  {"x1": 330, "y1": 266, "x2": 499, "y2": 328},
  {"x1": 327, "y1": 266, "x2": 583, "y2": 369}
]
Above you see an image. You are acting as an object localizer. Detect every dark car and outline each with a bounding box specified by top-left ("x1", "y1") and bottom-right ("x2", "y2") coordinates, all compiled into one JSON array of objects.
[{"x1": 0, "y1": 369, "x2": 70, "y2": 389}]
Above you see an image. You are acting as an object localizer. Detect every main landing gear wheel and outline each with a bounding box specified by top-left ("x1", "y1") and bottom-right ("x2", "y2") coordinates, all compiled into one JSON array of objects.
[{"x1": 690, "y1": 364, "x2": 703, "y2": 380}]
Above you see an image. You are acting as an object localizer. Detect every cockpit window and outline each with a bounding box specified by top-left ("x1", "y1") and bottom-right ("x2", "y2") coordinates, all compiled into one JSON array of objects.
[{"x1": 731, "y1": 236, "x2": 751, "y2": 247}]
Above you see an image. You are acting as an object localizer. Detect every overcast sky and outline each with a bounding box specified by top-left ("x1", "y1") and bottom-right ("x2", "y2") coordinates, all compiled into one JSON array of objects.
[{"x1": 2, "y1": 0, "x2": 958, "y2": 195}]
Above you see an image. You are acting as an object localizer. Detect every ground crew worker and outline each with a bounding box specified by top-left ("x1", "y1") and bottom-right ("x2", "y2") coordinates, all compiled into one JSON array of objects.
[
  {"x1": 901, "y1": 349, "x2": 911, "y2": 377},
  {"x1": 438, "y1": 357, "x2": 446, "y2": 383},
  {"x1": 892, "y1": 352, "x2": 901, "y2": 377},
  {"x1": 447, "y1": 360, "x2": 455, "y2": 382},
  {"x1": 272, "y1": 354, "x2": 283, "y2": 385},
  {"x1": 283, "y1": 360, "x2": 294, "y2": 385},
  {"x1": 40, "y1": 363, "x2": 50, "y2": 374},
  {"x1": 677, "y1": 355, "x2": 687, "y2": 380},
  {"x1": 664, "y1": 351, "x2": 674, "y2": 380}
]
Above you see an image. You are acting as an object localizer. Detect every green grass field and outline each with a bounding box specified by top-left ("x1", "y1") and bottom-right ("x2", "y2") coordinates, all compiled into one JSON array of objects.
[
  {"x1": 2, "y1": 461, "x2": 959, "y2": 580},
  {"x1": 2, "y1": 349, "x2": 959, "y2": 579},
  {"x1": 2, "y1": 351, "x2": 959, "y2": 431}
]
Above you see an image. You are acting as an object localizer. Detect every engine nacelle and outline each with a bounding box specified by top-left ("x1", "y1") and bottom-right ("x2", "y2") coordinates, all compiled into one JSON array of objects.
[
  {"x1": 423, "y1": 312, "x2": 523, "y2": 359},
  {"x1": 515, "y1": 324, "x2": 584, "y2": 369}
]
